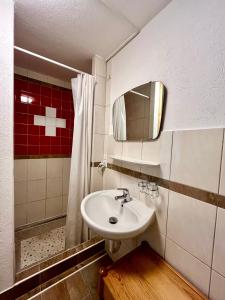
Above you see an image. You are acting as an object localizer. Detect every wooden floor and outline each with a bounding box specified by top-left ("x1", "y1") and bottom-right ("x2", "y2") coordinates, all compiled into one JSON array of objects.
[{"x1": 102, "y1": 243, "x2": 208, "y2": 300}]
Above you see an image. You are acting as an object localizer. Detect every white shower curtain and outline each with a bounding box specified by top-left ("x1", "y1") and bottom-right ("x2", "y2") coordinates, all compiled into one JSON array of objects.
[
  {"x1": 113, "y1": 95, "x2": 126, "y2": 140},
  {"x1": 65, "y1": 74, "x2": 94, "y2": 249}
]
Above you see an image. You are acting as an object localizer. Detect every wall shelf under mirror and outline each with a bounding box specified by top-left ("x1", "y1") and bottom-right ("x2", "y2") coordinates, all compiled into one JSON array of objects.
[{"x1": 109, "y1": 155, "x2": 160, "y2": 166}]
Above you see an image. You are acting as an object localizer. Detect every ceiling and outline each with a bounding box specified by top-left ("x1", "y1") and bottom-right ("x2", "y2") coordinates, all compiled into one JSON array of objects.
[{"x1": 15, "y1": 0, "x2": 171, "y2": 79}]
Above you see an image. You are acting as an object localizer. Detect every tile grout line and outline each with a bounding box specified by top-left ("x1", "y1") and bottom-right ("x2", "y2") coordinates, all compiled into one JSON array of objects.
[
  {"x1": 164, "y1": 131, "x2": 174, "y2": 259},
  {"x1": 166, "y1": 235, "x2": 212, "y2": 268},
  {"x1": 217, "y1": 128, "x2": 225, "y2": 198},
  {"x1": 211, "y1": 267, "x2": 225, "y2": 279},
  {"x1": 208, "y1": 207, "x2": 218, "y2": 297},
  {"x1": 208, "y1": 128, "x2": 225, "y2": 297}
]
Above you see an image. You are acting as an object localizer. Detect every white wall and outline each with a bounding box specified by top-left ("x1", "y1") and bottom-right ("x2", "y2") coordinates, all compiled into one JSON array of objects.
[
  {"x1": 91, "y1": 56, "x2": 107, "y2": 193},
  {"x1": 108, "y1": 0, "x2": 225, "y2": 131},
  {"x1": 0, "y1": 0, "x2": 15, "y2": 291}
]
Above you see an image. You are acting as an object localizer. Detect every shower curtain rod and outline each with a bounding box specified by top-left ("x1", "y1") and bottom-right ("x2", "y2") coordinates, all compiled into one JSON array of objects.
[{"x1": 14, "y1": 46, "x2": 93, "y2": 77}]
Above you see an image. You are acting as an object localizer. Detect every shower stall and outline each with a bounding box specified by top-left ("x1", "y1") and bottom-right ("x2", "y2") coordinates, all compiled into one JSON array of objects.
[{"x1": 14, "y1": 48, "x2": 105, "y2": 275}]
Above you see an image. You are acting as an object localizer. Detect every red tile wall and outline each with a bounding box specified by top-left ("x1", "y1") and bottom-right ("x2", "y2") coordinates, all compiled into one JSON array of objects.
[{"x1": 14, "y1": 75, "x2": 74, "y2": 156}]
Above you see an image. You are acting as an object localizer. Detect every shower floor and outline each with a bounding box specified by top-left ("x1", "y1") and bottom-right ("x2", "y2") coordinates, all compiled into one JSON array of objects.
[
  {"x1": 21, "y1": 226, "x2": 65, "y2": 269},
  {"x1": 15, "y1": 217, "x2": 66, "y2": 271}
]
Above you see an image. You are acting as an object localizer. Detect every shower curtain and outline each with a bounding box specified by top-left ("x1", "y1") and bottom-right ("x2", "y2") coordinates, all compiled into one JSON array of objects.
[
  {"x1": 65, "y1": 74, "x2": 94, "y2": 248},
  {"x1": 113, "y1": 95, "x2": 126, "y2": 140}
]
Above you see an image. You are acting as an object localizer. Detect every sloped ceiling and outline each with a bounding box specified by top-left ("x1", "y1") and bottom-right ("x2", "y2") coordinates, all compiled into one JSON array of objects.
[{"x1": 14, "y1": 0, "x2": 171, "y2": 79}]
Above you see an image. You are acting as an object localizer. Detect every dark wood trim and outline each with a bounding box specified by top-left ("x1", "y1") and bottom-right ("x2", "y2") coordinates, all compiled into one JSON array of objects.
[
  {"x1": 14, "y1": 74, "x2": 71, "y2": 91},
  {"x1": 91, "y1": 162, "x2": 100, "y2": 167},
  {"x1": 14, "y1": 154, "x2": 71, "y2": 160},
  {"x1": 0, "y1": 240, "x2": 105, "y2": 300},
  {"x1": 91, "y1": 162, "x2": 225, "y2": 209}
]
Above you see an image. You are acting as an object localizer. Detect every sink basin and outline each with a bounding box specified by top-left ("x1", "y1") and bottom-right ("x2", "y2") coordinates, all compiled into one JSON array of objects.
[{"x1": 81, "y1": 189, "x2": 155, "y2": 240}]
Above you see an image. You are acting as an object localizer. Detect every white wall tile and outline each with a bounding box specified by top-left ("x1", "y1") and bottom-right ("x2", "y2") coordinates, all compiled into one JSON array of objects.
[
  {"x1": 46, "y1": 197, "x2": 63, "y2": 218},
  {"x1": 209, "y1": 270, "x2": 225, "y2": 300},
  {"x1": 137, "y1": 225, "x2": 166, "y2": 258},
  {"x1": 47, "y1": 178, "x2": 62, "y2": 198},
  {"x1": 212, "y1": 208, "x2": 225, "y2": 277},
  {"x1": 34, "y1": 115, "x2": 46, "y2": 126},
  {"x1": 92, "y1": 55, "x2": 106, "y2": 77},
  {"x1": 108, "y1": 103, "x2": 114, "y2": 135},
  {"x1": 106, "y1": 61, "x2": 112, "y2": 107},
  {"x1": 104, "y1": 106, "x2": 111, "y2": 135},
  {"x1": 27, "y1": 179, "x2": 46, "y2": 202},
  {"x1": 165, "y1": 238, "x2": 211, "y2": 296},
  {"x1": 171, "y1": 129, "x2": 223, "y2": 192},
  {"x1": 46, "y1": 126, "x2": 56, "y2": 137},
  {"x1": 142, "y1": 139, "x2": 161, "y2": 162},
  {"x1": 46, "y1": 107, "x2": 56, "y2": 118},
  {"x1": 120, "y1": 174, "x2": 139, "y2": 199},
  {"x1": 105, "y1": 134, "x2": 123, "y2": 164},
  {"x1": 167, "y1": 191, "x2": 216, "y2": 265},
  {"x1": 62, "y1": 159, "x2": 71, "y2": 196},
  {"x1": 63, "y1": 158, "x2": 71, "y2": 178},
  {"x1": 27, "y1": 200, "x2": 45, "y2": 223},
  {"x1": 15, "y1": 204, "x2": 27, "y2": 227},
  {"x1": 90, "y1": 167, "x2": 103, "y2": 192},
  {"x1": 122, "y1": 141, "x2": 142, "y2": 172},
  {"x1": 46, "y1": 116, "x2": 56, "y2": 127},
  {"x1": 14, "y1": 158, "x2": 70, "y2": 225},
  {"x1": 47, "y1": 158, "x2": 63, "y2": 178},
  {"x1": 27, "y1": 159, "x2": 46, "y2": 180},
  {"x1": 14, "y1": 159, "x2": 27, "y2": 182},
  {"x1": 94, "y1": 76, "x2": 106, "y2": 106},
  {"x1": 62, "y1": 195, "x2": 68, "y2": 214},
  {"x1": 219, "y1": 132, "x2": 225, "y2": 195},
  {"x1": 140, "y1": 187, "x2": 169, "y2": 235},
  {"x1": 92, "y1": 134, "x2": 104, "y2": 162},
  {"x1": 94, "y1": 105, "x2": 105, "y2": 134},
  {"x1": 122, "y1": 141, "x2": 142, "y2": 160},
  {"x1": 63, "y1": 175, "x2": 70, "y2": 196},
  {"x1": 141, "y1": 131, "x2": 173, "y2": 180},
  {"x1": 103, "y1": 169, "x2": 121, "y2": 190},
  {"x1": 14, "y1": 181, "x2": 27, "y2": 204},
  {"x1": 56, "y1": 118, "x2": 66, "y2": 128}
]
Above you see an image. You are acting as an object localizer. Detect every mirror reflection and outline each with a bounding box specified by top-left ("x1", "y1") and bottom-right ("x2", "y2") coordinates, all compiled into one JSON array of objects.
[{"x1": 113, "y1": 81, "x2": 165, "y2": 141}]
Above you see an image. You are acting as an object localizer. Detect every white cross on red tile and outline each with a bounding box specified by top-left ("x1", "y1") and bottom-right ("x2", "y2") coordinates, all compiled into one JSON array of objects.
[{"x1": 34, "y1": 107, "x2": 66, "y2": 136}]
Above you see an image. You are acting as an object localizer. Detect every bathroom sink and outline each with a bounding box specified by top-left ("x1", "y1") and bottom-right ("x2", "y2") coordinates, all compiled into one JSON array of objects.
[{"x1": 81, "y1": 189, "x2": 155, "y2": 240}]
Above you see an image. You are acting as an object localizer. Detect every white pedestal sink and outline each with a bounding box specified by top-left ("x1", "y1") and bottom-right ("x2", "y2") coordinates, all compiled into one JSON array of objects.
[{"x1": 81, "y1": 189, "x2": 155, "y2": 240}]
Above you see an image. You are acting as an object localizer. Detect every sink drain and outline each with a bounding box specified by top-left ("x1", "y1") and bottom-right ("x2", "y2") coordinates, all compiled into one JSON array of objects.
[{"x1": 109, "y1": 216, "x2": 118, "y2": 224}]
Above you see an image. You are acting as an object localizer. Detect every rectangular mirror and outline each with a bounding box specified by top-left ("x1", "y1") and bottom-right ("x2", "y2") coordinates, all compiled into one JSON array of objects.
[{"x1": 112, "y1": 81, "x2": 165, "y2": 141}]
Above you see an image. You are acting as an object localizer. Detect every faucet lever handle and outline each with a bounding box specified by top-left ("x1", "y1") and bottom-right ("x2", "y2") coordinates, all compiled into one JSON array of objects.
[{"x1": 117, "y1": 188, "x2": 129, "y2": 195}]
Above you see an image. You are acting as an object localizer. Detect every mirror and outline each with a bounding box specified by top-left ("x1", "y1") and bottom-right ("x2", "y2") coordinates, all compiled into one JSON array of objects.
[{"x1": 112, "y1": 81, "x2": 165, "y2": 141}]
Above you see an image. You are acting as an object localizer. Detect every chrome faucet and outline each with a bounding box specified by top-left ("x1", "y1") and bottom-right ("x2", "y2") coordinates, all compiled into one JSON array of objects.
[{"x1": 115, "y1": 188, "x2": 132, "y2": 205}]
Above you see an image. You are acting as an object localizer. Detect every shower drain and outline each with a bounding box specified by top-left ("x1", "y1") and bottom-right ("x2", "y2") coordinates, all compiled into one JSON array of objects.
[{"x1": 109, "y1": 216, "x2": 118, "y2": 224}]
